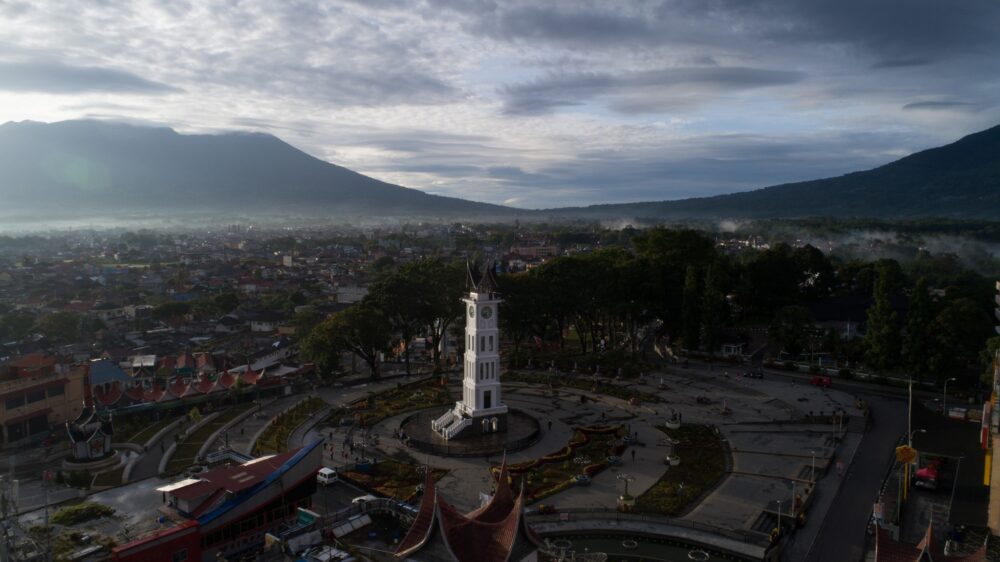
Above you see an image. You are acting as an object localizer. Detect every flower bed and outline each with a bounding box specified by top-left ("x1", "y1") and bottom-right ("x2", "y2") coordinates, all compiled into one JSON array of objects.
[
  {"x1": 340, "y1": 460, "x2": 446, "y2": 503},
  {"x1": 51, "y1": 502, "x2": 114, "y2": 526},
  {"x1": 495, "y1": 425, "x2": 627, "y2": 504},
  {"x1": 346, "y1": 377, "x2": 451, "y2": 427},
  {"x1": 635, "y1": 424, "x2": 726, "y2": 516},
  {"x1": 504, "y1": 371, "x2": 661, "y2": 404}
]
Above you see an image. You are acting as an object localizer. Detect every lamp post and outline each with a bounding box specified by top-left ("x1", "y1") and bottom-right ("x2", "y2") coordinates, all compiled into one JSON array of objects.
[
  {"x1": 776, "y1": 500, "x2": 782, "y2": 535},
  {"x1": 810, "y1": 450, "x2": 816, "y2": 481},
  {"x1": 904, "y1": 429, "x2": 927, "y2": 500},
  {"x1": 943, "y1": 377, "x2": 957, "y2": 416}
]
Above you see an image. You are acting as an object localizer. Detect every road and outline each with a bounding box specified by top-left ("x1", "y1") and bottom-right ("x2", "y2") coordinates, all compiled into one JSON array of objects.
[
  {"x1": 799, "y1": 393, "x2": 906, "y2": 561},
  {"x1": 669, "y1": 358, "x2": 909, "y2": 562}
]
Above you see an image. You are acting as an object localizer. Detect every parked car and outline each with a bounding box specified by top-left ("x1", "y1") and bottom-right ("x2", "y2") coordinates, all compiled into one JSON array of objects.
[
  {"x1": 811, "y1": 376, "x2": 832, "y2": 388},
  {"x1": 316, "y1": 467, "x2": 339, "y2": 486}
]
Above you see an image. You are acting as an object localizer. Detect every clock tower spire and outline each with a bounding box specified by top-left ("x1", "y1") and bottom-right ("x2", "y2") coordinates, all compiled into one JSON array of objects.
[{"x1": 432, "y1": 261, "x2": 508, "y2": 439}]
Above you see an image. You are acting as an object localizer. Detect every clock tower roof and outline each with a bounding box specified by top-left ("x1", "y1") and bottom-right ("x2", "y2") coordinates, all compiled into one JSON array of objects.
[{"x1": 466, "y1": 260, "x2": 500, "y2": 294}]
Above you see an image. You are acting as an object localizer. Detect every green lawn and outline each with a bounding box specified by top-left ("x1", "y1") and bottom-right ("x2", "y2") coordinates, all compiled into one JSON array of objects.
[
  {"x1": 166, "y1": 404, "x2": 255, "y2": 473},
  {"x1": 635, "y1": 424, "x2": 727, "y2": 516},
  {"x1": 254, "y1": 397, "x2": 328, "y2": 455},
  {"x1": 347, "y1": 377, "x2": 451, "y2": 428},
  {"x1": 120, "y1": 417, "x2": 175, "y2": 446},
  {"x1": 91, "y1": 467, "x2": 125, "y2": 488}
]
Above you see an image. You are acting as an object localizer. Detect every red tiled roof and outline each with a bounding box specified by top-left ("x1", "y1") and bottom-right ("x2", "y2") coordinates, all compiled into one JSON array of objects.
[
  {"x1": 196, "y1": 376, "x2": 218, "y2": 395},
  {"x1": 168, "y1": 378, "x2": 188, "y2": 398},
  {"x1": 95, "y1": 383, "x2": 123, "y2": 406},
  {"x1": 169, "y1": 448, "x2": 303, "y2": 503},
  {"x1": 144, "y1": 384, "x2": 166, "y2": 402},
  {"x1": 195, "y1": 353, "x2": 214, "y2": 370},
  {"x1": 437, "y1": 493, "x2": 523, "y2": 562},
  {"x1": 219, "y1": 372, "x2": 236, "y2": 389},
  {"x1": 6, "y1": 353, "x2": 56, "y2": 369},
  {"x1": 125, "y1": 385, "x2": 145, "y2": 401},
  {"x1": 240, "y1": 369, "x2": 261, "y2": 385}
]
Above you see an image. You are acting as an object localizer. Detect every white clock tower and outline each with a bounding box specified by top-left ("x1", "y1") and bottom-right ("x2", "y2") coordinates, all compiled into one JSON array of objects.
[{"x1": 432, "y1": 262, "x2": 508, "y2": 440}]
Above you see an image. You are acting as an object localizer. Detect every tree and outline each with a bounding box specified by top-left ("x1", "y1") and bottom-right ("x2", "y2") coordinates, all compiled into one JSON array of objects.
[
  {"x1": 904, "y1": 278, "x2": 933, "y2": 381},
  {"x1": 405, "y1": 259, "x2": 464, "y2": 371},
  {"x1": 681, "y1": 266, "x2": 702, "y2": 350},
  {"x1": 327, "y1": 301, "x2": 392, "y2": 380},
  {"x1": 701, "y1": 264, "x2": 726, "y2": 356},
  {"x1": 0, "y1": 311, "x2": 36, "y2": 341},
  {"x1": 771, "y1": 305, "x2": 813, "y2": 357},
  {"x1": 368, "y1": 271, "x2": 423, "y2": 376},
  {"x1": 863, "y1": 264, "x2": 901, "y2": 372},
  {"x1": 926, "y1": 298, "x2": 994, "y2": 383},
  {"x1": 301, "y1": 317, "x2": 346, "y2": 378},
  {"x1": 35, "y1": 312, "x2": 80, "y2": 345},
  {"x1": 152, "y1": 302, "x2": 191, "y2": 322}
]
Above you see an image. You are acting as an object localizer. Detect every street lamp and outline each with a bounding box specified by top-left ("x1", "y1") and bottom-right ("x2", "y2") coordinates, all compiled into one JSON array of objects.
[
  {"x1": 810, "y1": 450, "x2": 816, "y2": 482},
  {"x1": 904, "y1": 429, "x2": 927, "y2": 499},
  {"x1": 943, "y1": 377, "x2": 957, "y2": 416},
  {"x1": 776, "y1": 500, "x2": 782, "y2": 535}
]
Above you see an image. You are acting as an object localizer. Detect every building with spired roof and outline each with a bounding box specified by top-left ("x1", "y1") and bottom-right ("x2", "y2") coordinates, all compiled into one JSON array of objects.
[
  {"x1": 432, "y1": 262, "x2": 508, "y2": 440},
  {"x1": 394, "y1": 461, "x2": 542, "y2": 562}
]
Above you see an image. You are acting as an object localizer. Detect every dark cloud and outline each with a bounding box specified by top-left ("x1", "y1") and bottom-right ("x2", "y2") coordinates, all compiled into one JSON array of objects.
[
  {"x1": 0, "y1": 60, "x2": 180, "y2": 94},
  {"x1": 872, "y1": 58, "x2": 932, "y2": 69},
  {"x1": 501, "y1": 66, "x2": 804, "y2": 115},
  {"x1": 902, "y1": 101, "x2": 981, "y2": 112}
]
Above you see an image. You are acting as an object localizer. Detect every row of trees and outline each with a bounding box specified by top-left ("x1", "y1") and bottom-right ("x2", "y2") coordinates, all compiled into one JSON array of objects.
[{"x1": 300, "y1": 228, "x2": 996, "y2": 385}]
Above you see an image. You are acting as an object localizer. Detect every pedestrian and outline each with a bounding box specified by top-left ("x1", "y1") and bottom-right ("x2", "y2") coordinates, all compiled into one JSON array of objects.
[
  {"x1": 547, "y1": 420, "x2": 553, "y2": 431},
  {"x1": 631, "y1": 449, "x2": 636, "y2": 462}
]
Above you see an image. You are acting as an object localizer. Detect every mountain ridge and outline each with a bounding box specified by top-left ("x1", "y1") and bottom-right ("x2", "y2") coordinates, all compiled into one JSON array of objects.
[{"x1": 1, "y1": 119, "x2": 998, "y2": 222}]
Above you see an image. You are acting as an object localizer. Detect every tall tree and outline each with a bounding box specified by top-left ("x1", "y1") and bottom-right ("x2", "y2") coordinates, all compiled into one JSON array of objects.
[
  {"x1": 681, "y1": 266, "x2": 702, "y2": 351},
  {"x1": 904, "y1": 277, "x2": 933, "y2": 381},
  {"x1": 326, "y1": 301, "x2": 392, "y2": 380},
  {"x1": 701, "y1": 264, "x2": 725, "y2": 356},
  {"x1": 369, "y1": 271, "x2": 423, "y2": 376},
  {"x1": 864, "y1": 264, "x2": 902, "y2": 372}
]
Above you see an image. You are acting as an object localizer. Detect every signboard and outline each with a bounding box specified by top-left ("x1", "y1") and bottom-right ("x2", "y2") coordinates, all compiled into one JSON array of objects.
[{"x1": 895, "y1": 445, "x2": 917, "y2": 464}]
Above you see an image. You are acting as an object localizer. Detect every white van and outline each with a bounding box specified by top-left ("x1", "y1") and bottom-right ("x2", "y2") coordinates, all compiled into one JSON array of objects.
[{"x1": 316, "y1": 467, "x2": 339, "y2": 486}]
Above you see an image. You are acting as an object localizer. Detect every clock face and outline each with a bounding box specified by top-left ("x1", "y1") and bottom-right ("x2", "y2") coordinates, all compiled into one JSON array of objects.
[
  {"x1": 481, "y1": 306, "x2": 493, "y2": 319},
  {"x1": 468, "y1": 305, "x2": 475, "y2": 318}
]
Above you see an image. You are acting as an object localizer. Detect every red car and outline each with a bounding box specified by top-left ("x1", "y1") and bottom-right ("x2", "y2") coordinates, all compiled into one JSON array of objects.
[{"x1": 811, "y1": 376, "x2": 832, "y2": 388}]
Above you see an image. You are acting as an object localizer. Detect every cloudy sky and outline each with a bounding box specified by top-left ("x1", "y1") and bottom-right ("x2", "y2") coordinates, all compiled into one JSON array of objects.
[{"x1": 1, "y1": 0, "x2": 998, "y2": 208}]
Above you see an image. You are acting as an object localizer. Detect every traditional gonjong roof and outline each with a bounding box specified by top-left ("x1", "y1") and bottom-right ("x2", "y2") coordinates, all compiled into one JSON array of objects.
[
  {"x1": 395, "y1": 460, "x2": 542, "y2": 562},
  {"x1": 466, "y1": 260, "x2": 499, "y2": 294}
]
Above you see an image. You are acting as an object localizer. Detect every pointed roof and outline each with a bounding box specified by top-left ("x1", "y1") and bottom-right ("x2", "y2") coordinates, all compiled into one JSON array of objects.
[
  {"x1": 465, "y1": 260, "x2": 499, "y2": 294},
  {"x1": 396, "y1": 470, "x2": 438, "y2": 558},
  {"x1": 394, "y1": 460, "x2": 540, "y2": 562}
]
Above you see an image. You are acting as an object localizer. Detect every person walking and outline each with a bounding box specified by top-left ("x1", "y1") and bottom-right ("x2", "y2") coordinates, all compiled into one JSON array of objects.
[{"x1": 631, "y1": 449, "x2": 636, "y2": 462}]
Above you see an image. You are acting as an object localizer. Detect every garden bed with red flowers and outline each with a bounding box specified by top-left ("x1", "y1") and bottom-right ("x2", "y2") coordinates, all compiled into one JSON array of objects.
[{"x1": 493, "y1": 425, "x2": 628, "y2": 503}]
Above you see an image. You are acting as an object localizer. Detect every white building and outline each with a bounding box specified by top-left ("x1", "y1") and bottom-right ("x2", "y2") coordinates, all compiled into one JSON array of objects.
[{"x1": 432, "y1": 263, "x2": 508, "y2": 440}]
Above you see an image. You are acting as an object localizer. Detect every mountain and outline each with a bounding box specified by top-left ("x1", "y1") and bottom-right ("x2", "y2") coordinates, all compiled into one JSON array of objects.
[
  {"x1": 2, "y1": 119, "x2": 998, "y2": 224},
  {"x1": 546, "y1": 123, "x2": 1000, "y2": 220},
  {"x1": 0, "y1": 120, "x2": 515, "y2": 220}
]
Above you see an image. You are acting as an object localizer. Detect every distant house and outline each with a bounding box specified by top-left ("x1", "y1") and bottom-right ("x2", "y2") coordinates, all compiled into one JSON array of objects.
[
  {"x1": 214, "y1": 314, "x2": 245, "y2": 334},
  {"x1": 247, "y1": 310, "x2": 285, "y2": 333}
]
